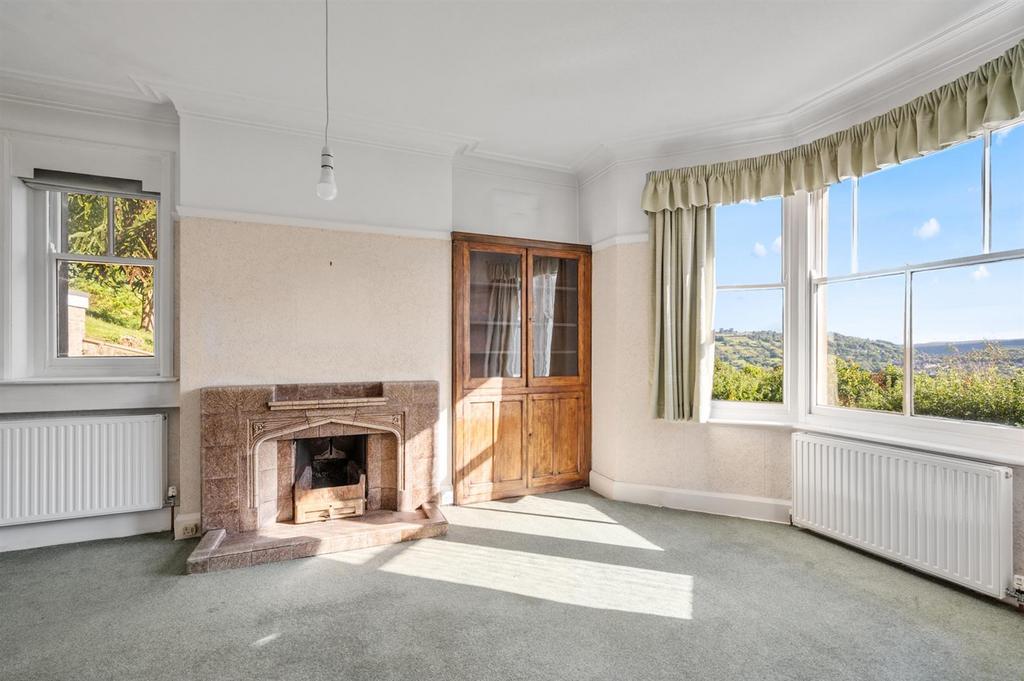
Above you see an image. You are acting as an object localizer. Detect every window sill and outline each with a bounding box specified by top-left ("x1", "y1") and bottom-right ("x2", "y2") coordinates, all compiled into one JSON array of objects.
[
  {"x1": 709, "y1": 400, "x2": 792, "y2": 427},
  {"x1": 0, "y1": 377, "x2": 179, "y2": 414},
  {"x1": 800, "y1": 409, "x2": 1023, "y2": 467},
  {"x1": 705, "y1": 402, "x2": 1023, "y2": 467},
  {"x1": 0, "y1": 376, "x2": 178, "y2": 385}
]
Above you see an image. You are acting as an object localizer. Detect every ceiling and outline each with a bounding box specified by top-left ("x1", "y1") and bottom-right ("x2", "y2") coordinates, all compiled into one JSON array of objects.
[{"x1": 0, "y1": 1, "x2": 1015, "y2": 171}]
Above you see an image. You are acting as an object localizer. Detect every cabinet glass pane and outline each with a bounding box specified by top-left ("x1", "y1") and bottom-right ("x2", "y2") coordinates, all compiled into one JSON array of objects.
[
  {"x1": 532, "y1": 256, "x2": 579, "y2": 377},
  {"x1": 469, "y1": 251, "x2": 522, "y2": 378}
]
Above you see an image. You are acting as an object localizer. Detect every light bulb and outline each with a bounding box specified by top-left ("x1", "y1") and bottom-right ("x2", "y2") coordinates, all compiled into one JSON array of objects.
[{"x1": 316, "y1": 145, "x2": 337, "y2": 200}]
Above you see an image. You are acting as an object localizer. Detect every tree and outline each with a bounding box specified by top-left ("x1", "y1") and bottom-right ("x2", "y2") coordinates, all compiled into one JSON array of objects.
[{"x1": 65, "y1": 193, "x2": 156, "y2": 332}]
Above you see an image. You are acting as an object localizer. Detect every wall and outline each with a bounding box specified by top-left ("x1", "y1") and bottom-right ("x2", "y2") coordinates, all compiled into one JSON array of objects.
[
  {"x1": 590, "y1": 241, "x2": 791, "y2": 519},
  {"x1": 452, "y1": 155, "x2": 578, "y2": 242},
  {"x1": 590, "y1": 240, "x2": 1024, "y2": 573},
  {"x1": 176, "y1": 218, "x2": 452, "y2": 525}
]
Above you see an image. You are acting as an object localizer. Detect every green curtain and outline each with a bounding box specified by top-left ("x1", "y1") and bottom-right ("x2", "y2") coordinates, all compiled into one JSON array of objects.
[
  {"x1": 645, "y1": 38, "x2": 1024, "y2": 422},
  {"x1": 651, "y1": 206, "x2": 715, "y2": 421},
  {"x1": 642, "y1": 38, "x2": 1024, "y2": 211}
]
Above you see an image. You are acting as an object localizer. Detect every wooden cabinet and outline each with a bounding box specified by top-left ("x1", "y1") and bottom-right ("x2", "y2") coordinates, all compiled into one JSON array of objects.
[{"x1": 452, "y1": 232, "x2": 591, "y2": 504}]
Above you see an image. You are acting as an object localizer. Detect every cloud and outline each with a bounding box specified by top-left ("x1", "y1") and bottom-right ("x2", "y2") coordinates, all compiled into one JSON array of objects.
[
  {"x1": 914, "y1": 217, "x2": 941, "y2": 239},
  {"x1": 752, "y1": 242, "x2": 767, "y2": 257},
  {"x1": 771, "y1": 236, "x2": 782, "y2": 254},
  {"x1": 971, "y1": 265, "x2": 990, "y2": 281},
  {"x1": 993, "y1": 126, "x2": 1014, "y2": 146}
]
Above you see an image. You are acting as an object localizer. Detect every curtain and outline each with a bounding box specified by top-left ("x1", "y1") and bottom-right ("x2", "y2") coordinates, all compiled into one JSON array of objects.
[
  {"x1": 484, "y1": 262, "x2": 521, "y2": 377},
  {"x1": 651, "y1": 206, "x2": 715, "y2": 422},
  {"x1": 642, "y1": 38, "x2": 1024, "y2": 211},
  {"x1": 532, "y1": 257, "x2": 562, "y2": 377}
]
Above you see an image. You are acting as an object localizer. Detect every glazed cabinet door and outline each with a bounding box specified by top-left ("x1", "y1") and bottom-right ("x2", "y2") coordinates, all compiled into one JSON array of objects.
[
  {"x1": 526, "y1": 248, "x2": 589, "y2": 388},
  {"x1": 454, "y1": 242, "x2": 528, "y2": 392},
  {"x1": 458, "y1": 394, "x2": 528, "y2": 502},
  {"x1": 527, "y1": 392, "x2": 584, "y2": 488}
]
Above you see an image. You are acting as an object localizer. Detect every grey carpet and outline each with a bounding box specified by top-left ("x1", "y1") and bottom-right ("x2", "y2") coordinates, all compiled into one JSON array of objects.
[{"x1": 1, "y1": 489, "x2": 1022, "y2": 681}]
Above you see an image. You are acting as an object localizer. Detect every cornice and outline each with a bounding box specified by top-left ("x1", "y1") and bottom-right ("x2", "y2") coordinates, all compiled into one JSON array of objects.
[
  {"x1": 575, "y1": 1, "x2": 1024, "y2": 184},
  {"x1": 2, "y1": 1, "x2": 1022, "y2": 187}
]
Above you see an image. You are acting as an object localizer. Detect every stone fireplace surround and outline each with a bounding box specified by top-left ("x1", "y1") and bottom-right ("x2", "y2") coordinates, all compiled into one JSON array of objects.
[{"x1": 186, "y1": 381, "x2": 447, "y2": 573}]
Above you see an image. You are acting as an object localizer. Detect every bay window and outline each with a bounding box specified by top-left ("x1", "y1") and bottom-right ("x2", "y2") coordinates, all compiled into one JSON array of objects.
[
  {"x1": 712, "y1": 197, "x2": 787, "y2": 405},
  {"x1": 813, "y1": 123, "x2": 1024, "y2": 430}
]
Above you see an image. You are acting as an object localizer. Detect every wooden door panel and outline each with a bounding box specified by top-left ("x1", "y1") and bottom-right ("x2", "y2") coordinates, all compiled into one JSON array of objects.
[
  {"x1": 528, "y1": 392, "x2": 583, "y2": 488},
  {"x1": 529, "y1": 397, "x2": 555, "y2": 478},
  {"x1": 554, "y1": 396, "x2": 581, "y2": 476},
  {"x1": 465, "y1": 400, "x2": 495, "y2": 486},
  {"x1": 460, "y1": 395, "x2": 528, "y2": 500},
  {"x1": 494, "y1": 400, "x2": 525, "y2": 483}
]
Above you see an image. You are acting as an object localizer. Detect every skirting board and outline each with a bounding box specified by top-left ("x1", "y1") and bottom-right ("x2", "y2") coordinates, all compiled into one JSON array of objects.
[
  {"x1": 590, "y1": 470, "x2": 791, "y2": 524},
  {"x1": 0, "y1": 508, "x2": 171, "y2": 553}
]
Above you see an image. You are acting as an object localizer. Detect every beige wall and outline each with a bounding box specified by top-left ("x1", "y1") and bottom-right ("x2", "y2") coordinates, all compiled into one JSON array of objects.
[
  {"x1": 176, "y1": 218, "x2": 451, "y2": 519},
  {"x1": 592, "y1": 241, "x2": 1024, "y2": 572},
  {"x1": 592, "y1": 241, "x2": 790, "y2": 498}
]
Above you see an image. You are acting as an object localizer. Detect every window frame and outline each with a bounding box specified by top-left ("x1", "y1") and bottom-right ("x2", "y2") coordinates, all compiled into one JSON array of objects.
[
  {"x1": 803, "y1": 125, "x2": 1024, "y2": 460},
  {"x1": 32, "y1": 184, "x2": 162, "y2": 377},
  {"x1": 710, "y1": 194, "x2": 805, "y2": 424}
]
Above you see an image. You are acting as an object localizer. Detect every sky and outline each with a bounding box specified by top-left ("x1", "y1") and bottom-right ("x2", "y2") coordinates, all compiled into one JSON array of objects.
[{"x1": 714, "y1": 121, "x2": 1024, "y2": 346}]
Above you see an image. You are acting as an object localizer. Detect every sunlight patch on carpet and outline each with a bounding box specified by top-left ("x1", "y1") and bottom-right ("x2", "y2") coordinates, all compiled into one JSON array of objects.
[{"x1": 377, "y1": 539, "x2": 692, "y2": 619}]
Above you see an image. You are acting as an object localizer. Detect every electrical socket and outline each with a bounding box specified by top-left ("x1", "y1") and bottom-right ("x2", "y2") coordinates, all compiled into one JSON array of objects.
[
  {"x1": 180, "y1": 523, "x2": 200, "y2": 538},
  {"x1": 1014, "y1": 575, "x2": 1024, "y2": 592}
]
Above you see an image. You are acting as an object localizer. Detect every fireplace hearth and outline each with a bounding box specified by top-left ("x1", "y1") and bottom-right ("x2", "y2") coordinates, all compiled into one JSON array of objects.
[{"x1": 187, "y1": 381, "x2": 447, "y2": 574}]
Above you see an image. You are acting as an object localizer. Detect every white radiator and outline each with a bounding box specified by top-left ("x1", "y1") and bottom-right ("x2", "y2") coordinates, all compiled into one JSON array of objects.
[
  {"x1": 0, "y1": 414, "x2": 165, "y2": 526},
  {"x1": 791, "y1": 432, "x2": 1014, "y2": 599}
]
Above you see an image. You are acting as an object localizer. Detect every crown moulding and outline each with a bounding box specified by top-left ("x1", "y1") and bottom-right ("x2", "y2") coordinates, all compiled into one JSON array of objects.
[
  {"x1": 1, "y1": 2, "x2": 1022, "y2": 185},
  {"x1": 574, "y1": 2, "x2": 1024, "y2": 185}
]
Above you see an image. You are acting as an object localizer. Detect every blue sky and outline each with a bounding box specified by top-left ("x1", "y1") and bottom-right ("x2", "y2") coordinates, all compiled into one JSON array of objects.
[{"x1": 714, "y1": 122, "x2": 1024, "y2": 345}]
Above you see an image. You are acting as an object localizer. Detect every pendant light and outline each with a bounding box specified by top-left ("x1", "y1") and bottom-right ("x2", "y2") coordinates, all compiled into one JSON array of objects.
[{"x1": 316, "y1": 0, "x2": 337, "y2": 200}]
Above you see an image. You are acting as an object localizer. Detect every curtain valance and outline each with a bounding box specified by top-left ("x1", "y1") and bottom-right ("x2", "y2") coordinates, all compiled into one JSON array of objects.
[{"x1": 642, "y1": 39, "x2": 1024, "y2": 212}]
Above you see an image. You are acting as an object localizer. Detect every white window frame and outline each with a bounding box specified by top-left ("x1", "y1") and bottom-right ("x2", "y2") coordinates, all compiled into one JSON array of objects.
[
  {"x1": 801, "y1": 125, "x2": 1024, "y2": 462},
  {"x1": 30, "y1": 184, "x2": 163, "y2": 378},
  {"x1": 709, "y1": 193, "x2": 807, "y2": 425},
  {"x1": 0, "y1": 132, "x2": 174, "y2": 383}
]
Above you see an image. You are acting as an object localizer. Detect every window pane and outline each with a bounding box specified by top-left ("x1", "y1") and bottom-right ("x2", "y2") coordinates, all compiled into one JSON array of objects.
[
  {"x1": 114, "y1": 197, "x2": 158, "y2": 259},
  {"x1": 858, "y1": 138, "x2": 983, "y2": 271},
  {"x1": 468, "y1": 250, "x2": 522, "y2": 378},
  {"x1": 825, "y1": 179, "x2": 853, "y2": 276},
  {"x1": 819, "y1": 275, "x2": 904, "y2": 413},
  {"x1": 991, "y1": 121, "x2": 1024, "y2": 252},
  {"x1": 715, "y1": 197, "x2": 782, "y2": 285},
  {"x1": 712, "y1": 288, "x2": 783, "y2": 403},
  {"x1": 57, "y1": 261, "x2": 154, "y2": 357},
  {"x1": 63, "y1": 193, "x2": 108, "y2": 256},
  {"x1": 912, "y1": 259, "x2": 1024, "y2": 427},
  {"x1": 531, "y1": 255, "x2": 578, "y2": 378}
]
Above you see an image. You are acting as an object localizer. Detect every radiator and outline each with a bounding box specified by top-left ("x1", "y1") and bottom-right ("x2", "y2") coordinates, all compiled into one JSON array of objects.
[
  {"x1": 0, "y1": 414, "x2": 165, "y2": 526},
  {"x1": 791, "y1": 432, "x2": 1014, "y2": 599}
]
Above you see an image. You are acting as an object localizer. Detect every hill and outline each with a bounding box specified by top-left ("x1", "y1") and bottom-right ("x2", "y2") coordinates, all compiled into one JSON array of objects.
[{"x1": 714, "y1": 330, "x2": 1024, "y2": 374}]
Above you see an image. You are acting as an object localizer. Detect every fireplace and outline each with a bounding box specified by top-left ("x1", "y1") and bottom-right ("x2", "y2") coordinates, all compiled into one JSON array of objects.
[
  {"x1": 188, "y1": 381, "x2": 448, "y2": 573},
  {"x1": 293, "y1": 435, "x2": 368, "y2": 522}
]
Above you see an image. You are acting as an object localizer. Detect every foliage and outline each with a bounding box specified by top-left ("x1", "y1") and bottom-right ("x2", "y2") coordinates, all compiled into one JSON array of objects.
[
  {"x1": 64, "y1": 193, "x2": 156, "y2": 332},
  {"x1": 828, "y1": 357, "x2": 903, "y2": 412},
  {"x1": 712, "y1": 360, "x2": 783, "y2": 403},
  {"x1": 712, "y1": 340, "x2": 1024, "y2": 427},
  {"x1": 913, "y1": 347, "x2": 1024, "y2": 427}
]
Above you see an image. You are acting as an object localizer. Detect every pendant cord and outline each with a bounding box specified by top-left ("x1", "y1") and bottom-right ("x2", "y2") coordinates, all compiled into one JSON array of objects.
[{"x1": 324, "y1": 0, "x2": 329, "y2": 147}]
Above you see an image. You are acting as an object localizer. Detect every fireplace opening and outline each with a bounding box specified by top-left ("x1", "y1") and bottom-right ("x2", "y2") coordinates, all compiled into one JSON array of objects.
[
  {"x1": 295, "y1": 436, "x2": 366, "y2": 488},
  {"x1": 293, "y1": 435, "x2": 368, "y2": 523}
]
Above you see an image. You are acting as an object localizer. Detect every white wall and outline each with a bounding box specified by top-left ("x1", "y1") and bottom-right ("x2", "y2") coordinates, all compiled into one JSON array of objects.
[
  {"x1": 178, "y1": 116, "x2": 454, "y2": 234},
  {"x1": 452, "y1": 155, "x2": 578, "y2": 242},
  {"x1": 590, "y1": 241, "x2": 792, "y2": 523}
]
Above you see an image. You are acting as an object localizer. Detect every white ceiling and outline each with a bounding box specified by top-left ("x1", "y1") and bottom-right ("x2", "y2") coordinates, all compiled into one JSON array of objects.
[{"x1": 0, "y1": 1, "x2": 1017, "y2": 171}]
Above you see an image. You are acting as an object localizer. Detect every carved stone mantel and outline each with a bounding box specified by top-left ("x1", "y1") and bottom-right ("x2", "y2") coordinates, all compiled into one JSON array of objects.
[{"x1": 199, "y1": 381, "x2": 439, "y2": 534}]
